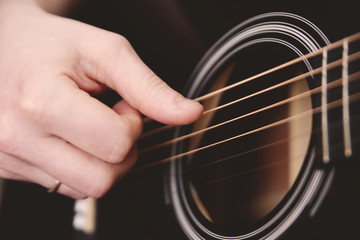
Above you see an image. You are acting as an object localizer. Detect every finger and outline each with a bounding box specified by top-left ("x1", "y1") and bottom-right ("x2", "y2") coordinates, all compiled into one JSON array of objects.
[
  {"x1": 76, "y1": 28, "x2": 203, "y2": 125},
  {"x1": 17, "y1": 134, "x2": 137, "y2": 198},
  {"x1": 40, "y1": 77, "x2": 142, "y2": 163},
  {"x1": 0, "y1": 152, "x2": 86, "y2": 199}
]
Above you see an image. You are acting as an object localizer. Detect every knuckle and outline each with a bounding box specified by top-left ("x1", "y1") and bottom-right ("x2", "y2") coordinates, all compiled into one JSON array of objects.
[
  {"x1": 85, "y1": 182, "x2": 108, "y2": 199},
  {"x1": 113, "y1": 35, "x2": 131, "y2": 50},
  {"x1": 107, "y1": 136, "x2": 131, "y2": 163},
  {"x1": 105, "y1": 114, "x2": 142, "y2": 163},
  {"x1": 107, "y1": 117, "x2": 142, "y2": 164},
  {"x1": 121, "y1": 112, "x2": 143, "y2": 139},
  {"x1": 85, "y1": 168, "x2": 116, "y2": 198},
  {"x1": 18, "y1": 91, "x2": 48, "y2": 122},
  {"x1": 106, "y1": 34, "x2": 132, "y2": 56}
]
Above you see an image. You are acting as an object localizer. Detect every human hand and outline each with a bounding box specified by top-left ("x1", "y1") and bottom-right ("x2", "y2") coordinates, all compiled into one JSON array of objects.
[{"x1": 0, "y1": 0, "x2": 203, "y2": 199}]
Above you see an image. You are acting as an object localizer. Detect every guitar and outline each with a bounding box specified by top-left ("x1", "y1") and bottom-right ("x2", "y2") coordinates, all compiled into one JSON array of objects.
[
  {"x1": 92, "y1": 12, "x2": 360, "y2": 240},
  {"x1": 0, "y1": 3, "x2": 359, "y2": 240}
]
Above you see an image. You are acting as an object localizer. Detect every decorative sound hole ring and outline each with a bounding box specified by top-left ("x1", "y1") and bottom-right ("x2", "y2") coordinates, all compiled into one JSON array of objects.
[{"x1": 168, "y1": 12, "x2": 334, "y2": 240}]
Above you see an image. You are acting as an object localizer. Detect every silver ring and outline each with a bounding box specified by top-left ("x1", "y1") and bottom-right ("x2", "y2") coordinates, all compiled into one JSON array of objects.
[{"x1": 47, "y1": 179, "x2": 61, "y2": 193}]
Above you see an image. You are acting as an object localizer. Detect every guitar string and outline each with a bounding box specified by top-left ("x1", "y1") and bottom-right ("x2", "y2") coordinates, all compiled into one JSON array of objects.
[
  {"x1": 134, "y1": 91, "x2": 360, "y2": 172},
  {"x1": 121, "y1": 135, "x2": 359, "y2": 208},
  {"x1": 132, "y1": 115, "x2": 360, "y2": 190},
  {"x1": 131, "y1": 133, "x2": 360, "y2": 198},
  {"x1": 182, "y1": 130, "x2": 312, "y2": 174},
  {"x1": 139, "y1": 71, "x2": 360, "y2": 155},
  {"x1": 176, "y1": 137, "x2": 360, "y2": 192},
  {"x1": 120, "y1": 135, "x2": 352, "y2": 206},
  {"x1": 141, "y1": 34, "x2": 360, "y2": 139},
  {"x1": 184, "y1": 155, "x2": 304, "y2": 188},
  {"x1": 193, "y1": 33, "x2": 360, "y2": 102},
  {"x1": 129, "y1": 125, "x2": 360, "y2": 201},
  {"x1": 139, "y1": 80, "x2": 360, "y2": 165},
  {"x1": 180, "y1": 113, "x2": 360, "y2": 177}
]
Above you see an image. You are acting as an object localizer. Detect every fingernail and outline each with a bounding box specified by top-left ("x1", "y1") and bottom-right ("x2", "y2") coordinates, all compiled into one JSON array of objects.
[{"x1": 175, "y1": 95, "x2": 201, "y2": 110}]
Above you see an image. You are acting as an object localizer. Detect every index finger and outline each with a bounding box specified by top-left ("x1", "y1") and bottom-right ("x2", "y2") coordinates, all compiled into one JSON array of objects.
[{"x1": 76, "y1": 26, "x2": 203, "y2": 125}]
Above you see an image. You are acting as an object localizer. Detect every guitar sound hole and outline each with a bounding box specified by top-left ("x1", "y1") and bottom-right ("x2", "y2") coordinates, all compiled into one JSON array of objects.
[{"x1": 183, "y1": 43, "x2": 313, "y2": 235}]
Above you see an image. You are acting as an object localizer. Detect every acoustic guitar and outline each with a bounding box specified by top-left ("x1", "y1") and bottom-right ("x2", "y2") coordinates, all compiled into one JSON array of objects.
[{"x1": 90, "y1": 11, "x2": 360, "y2": 240}]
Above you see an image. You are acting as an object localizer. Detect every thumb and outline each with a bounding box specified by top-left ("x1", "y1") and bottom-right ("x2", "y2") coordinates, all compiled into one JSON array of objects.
[
  {"x1": 128, "y1": 73, "x2": 204, "y2": 125},
  {"x1": 78, "y1": 28, "x2": 203, "y2": 125}
]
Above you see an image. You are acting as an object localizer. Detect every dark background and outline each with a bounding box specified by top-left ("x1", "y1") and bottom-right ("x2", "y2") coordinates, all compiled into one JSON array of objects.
[{"x1": 0, "y1": 0, "x2": 359, "y2": 239}]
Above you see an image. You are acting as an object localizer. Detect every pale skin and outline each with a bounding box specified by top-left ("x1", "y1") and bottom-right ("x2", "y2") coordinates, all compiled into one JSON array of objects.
[{"x1": 0, "y1": 0, "x2": 203, "y2": 199}]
